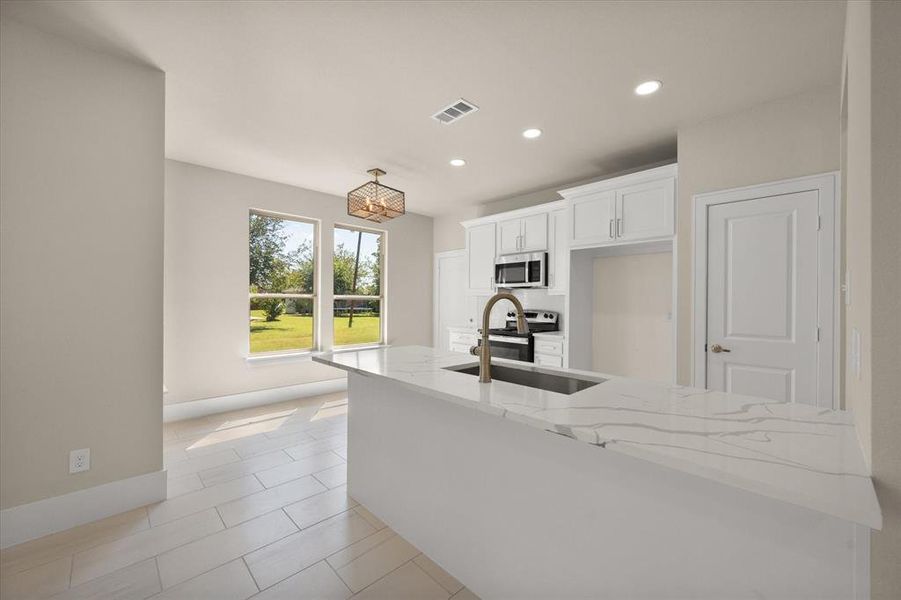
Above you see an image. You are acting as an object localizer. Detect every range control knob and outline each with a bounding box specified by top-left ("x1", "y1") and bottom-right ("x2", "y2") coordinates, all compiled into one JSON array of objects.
[{"x1": 543, "y1": 313, "x2": 549, "y2": 318}]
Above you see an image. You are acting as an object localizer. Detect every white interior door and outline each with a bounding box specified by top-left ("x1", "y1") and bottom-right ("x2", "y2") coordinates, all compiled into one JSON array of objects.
[
  {"x1": 435, "y1": 251, "x2": 469, "y2": 350},
  {"x1": 705, "y1": 191, "x2": 820, "y2": 404}
]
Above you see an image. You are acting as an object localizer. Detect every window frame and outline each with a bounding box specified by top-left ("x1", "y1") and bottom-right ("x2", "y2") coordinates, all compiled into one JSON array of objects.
[
  {"x1": 332, "y1": 222, "x2": 386, "y2": 349},
  {"x1": 248, "y1": 209, "x2": 319, "y2": 357}
]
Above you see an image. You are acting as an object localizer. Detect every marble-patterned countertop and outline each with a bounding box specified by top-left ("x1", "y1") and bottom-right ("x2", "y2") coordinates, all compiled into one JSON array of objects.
[
  {"x1": 313, "y1": 345, "x2": 881, "y2": 529},
  {"x1": 532, "y1": 331, "x2": 564, "y2": 338}
]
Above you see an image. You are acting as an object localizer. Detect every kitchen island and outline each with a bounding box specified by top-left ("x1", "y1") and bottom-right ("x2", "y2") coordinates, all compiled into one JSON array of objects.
[{"x1": 314, "y1": 345, "x2": 880, "y2": 599}]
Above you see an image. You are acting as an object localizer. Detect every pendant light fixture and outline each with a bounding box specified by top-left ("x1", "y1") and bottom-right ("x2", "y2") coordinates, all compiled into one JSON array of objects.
[{"x1": 347, "y1": 168, "x2": 405, "y2": 223}]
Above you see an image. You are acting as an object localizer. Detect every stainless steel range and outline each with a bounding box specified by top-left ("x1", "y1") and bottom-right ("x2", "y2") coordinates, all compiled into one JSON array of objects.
[{"x1": 482, "y1": 310, "x2": 559, "y2": 363}]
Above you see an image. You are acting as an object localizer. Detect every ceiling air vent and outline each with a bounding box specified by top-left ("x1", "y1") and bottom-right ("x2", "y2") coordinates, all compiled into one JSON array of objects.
[{"x1": 431, "y1": 98, "x2": 479, "y2": 125}]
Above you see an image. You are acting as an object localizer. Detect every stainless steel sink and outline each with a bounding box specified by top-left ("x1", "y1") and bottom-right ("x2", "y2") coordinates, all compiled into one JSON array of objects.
[{"x1": 445, "y1": 363, "x2": 605, "y2": 395}]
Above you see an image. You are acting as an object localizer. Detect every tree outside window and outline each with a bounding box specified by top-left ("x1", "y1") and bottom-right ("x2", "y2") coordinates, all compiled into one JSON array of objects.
[
  {"x1": 248, "y1": 211, "x2": 316, "y2": 354},
  {"x1": 333, "y1": 225, "x2": 384, "y2": 346}
]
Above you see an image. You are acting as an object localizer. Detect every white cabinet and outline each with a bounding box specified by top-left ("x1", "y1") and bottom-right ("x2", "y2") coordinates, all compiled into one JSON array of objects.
[
  {"x1": 521, "y1": 213, "x2": 548, "y2": 251},
  {"x1": 562, "y1": 165, "x2": 677, "y2": 248},
  {"x1": 449, "y1": 329, "x2": 479, "y2": 354},
  {"x1": 571, "y1": 190, "x2": 616, "y2": 247},
  {"x1": 534, "y1": 335, "x2": 565, "y2": 368},
  {"x1": 496, "y1": 213, "x2": 548, "y2": 254},
  {"x1": 616, "y1": 178, "x2": 675, "y2": 241},
  {"x1": 547, "y1": 208, "x2": 568, "y2": 295},
  {"x1": 497, "y1": 218, "x2": 522, "y2": 254},
  {"x1": 466, "y1": 222, "x2": 496, "y2": 295}
]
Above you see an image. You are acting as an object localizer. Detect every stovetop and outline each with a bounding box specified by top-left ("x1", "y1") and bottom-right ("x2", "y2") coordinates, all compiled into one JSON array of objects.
[{"x1": 488, "y1": 309, "x2": 559, "y2": 338}]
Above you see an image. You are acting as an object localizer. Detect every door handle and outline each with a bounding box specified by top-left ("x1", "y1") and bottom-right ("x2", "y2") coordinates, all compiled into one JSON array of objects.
[
  {"x1": 616, "y1": 218, "x2": 623, "y2": 237},
  {"x1": 609, "y1": 219, "x2": 615, "y2": 239},
  {"x1": 710, "y1": 343, "x2": 731, "y2": 353}
]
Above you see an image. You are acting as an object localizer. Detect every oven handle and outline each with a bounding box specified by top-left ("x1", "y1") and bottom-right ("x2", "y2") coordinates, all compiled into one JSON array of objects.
[{"x1": 488, "y1": 335, "x2": 530, "y2": 345}]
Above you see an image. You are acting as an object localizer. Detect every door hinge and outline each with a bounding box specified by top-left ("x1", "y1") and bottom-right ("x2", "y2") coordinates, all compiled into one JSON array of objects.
[
  {"x1": 816, "y1": 327, "x2": 821, "y2": 342},
  {"x1": 704, "y1": 343, "x2": 708, "y2": 353},
  {"x1": 817, "y1": 216, "x2": 822, "y2": 231}
]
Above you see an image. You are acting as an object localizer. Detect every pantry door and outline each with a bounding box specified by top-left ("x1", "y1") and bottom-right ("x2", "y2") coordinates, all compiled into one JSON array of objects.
[{"x1": 694, "y1": 174, "x2": 837, "y2": 407}]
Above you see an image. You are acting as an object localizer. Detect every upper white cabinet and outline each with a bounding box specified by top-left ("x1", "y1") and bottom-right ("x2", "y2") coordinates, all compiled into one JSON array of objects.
[
  {"x1": 497, "y1": 213, "x2": 548, "y2": 254},
  {"x1": 570, "y1": 190, "x2": 616, "y2": 247},
  {"x1": 616, "y1": 178, "x2": 675, "y2": 241},
  {"x1": 561, "y1": 164, "x2": 677, "y2": 249},
  {"x1": 466, "y1": 222, "x2": 496, "y2": 295},
  {"x1": 497, "y1": 218, "x2": 522, "y2": 254},
  {"x1": 547, "y1": 208, "x2": 568, "y2": 295}
]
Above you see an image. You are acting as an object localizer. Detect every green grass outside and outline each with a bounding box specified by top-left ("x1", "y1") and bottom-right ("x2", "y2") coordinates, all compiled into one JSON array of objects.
[{"x1": 249, "y1": 310, "x2": 380, "y2": 353}]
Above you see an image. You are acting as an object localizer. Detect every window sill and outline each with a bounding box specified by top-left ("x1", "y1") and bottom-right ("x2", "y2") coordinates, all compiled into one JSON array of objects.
[
  {"x1": 245, "y1": 351, "x2": 314, "y2": 364},
  {"x1": 322, "y1": 343, "x2": 390, "y2": 355}
]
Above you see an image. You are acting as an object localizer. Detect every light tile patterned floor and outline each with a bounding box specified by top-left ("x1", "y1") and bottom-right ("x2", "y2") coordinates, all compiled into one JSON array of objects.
[{"x1": 0, "y1": 393, "x2": 478, "y2": 600}]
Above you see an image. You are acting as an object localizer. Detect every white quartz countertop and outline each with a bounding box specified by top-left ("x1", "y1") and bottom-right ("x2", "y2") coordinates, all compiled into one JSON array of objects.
[{"x1": 313, "y1": 345, "x2": 881, "y2": 529}]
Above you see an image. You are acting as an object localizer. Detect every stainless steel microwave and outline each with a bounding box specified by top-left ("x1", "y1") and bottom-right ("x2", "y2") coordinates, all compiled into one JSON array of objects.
[{"x1": 494, "y1": 252, "x2": 547, "y2": 288}]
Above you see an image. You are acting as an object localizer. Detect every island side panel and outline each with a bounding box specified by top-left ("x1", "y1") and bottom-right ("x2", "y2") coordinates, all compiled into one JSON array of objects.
[{"x1": 346, "y1": 373, "x2": 864, "y2": 599}]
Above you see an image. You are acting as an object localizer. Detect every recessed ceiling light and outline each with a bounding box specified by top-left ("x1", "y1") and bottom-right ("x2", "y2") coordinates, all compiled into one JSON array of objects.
[
  {"x1": 634, "y1": 80, "x2": 662, "y2": 96},
  {"x1": 522, "y1": 128, "x2": 542, "y2": 139},
  {"x1": 449, "y1": 158, "x2": 466, "y2": 167}
]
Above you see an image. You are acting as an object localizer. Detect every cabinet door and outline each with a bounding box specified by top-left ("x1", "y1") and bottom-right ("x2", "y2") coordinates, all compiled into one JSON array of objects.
[
  {"x1": 615, "y1": 178, "x2": 675, "y2": 241},
  {"x1": 570, "y1": 191, "x2": 616, "y2": 247},
  {"x1": 466, "y1": 223, "x2": 496, "y2": 295},
  {"x1": 496, "y1": 218, "x2": 522, "y2": 254},
  {"x1": 547, "y1": 209, "x2": 568, "y2": 295},
  {"x1": 520, "y1": 213, "x2": 548, "y2": 251},
  {"x1": 535, "y1": 353, "x2": 563, "y2": 368}
]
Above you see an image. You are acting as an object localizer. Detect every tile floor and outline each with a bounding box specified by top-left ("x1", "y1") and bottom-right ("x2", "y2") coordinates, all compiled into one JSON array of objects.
[{"x1": 0, "y1": 392, "x2": 480, "y2": 600}]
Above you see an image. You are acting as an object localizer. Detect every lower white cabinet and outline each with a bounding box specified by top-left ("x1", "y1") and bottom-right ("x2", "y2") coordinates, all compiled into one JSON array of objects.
[
  {"x1": 535, "y1": 353, "x2": 563, "y2": 368},
  {"x1": 449, "y1": 329, "x2": 478, "y2": 354},
  {"x1": 534, "y1": 335, "x2": 565, "y2": 368}
]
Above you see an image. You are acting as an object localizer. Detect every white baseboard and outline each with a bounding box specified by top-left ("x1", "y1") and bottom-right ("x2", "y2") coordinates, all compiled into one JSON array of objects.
[
  {"x1": 0, "y1": 469, "x2": 166, "y2": 549},
  {"x1": 163, "y1": 378, "x2": 348, "y2": 423}
]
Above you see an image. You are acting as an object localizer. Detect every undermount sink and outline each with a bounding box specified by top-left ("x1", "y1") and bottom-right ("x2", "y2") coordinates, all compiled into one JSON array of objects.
[{"x1": 445, "y1": 363, "x2": 605, "y2": 395}]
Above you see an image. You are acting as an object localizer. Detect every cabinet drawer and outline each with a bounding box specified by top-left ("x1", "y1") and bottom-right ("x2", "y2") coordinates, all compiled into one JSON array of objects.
[
  {"x1": 534, "y1": 338, "x2": 563, "y2": 356},
  {"x1": 449, "y1": 331, "x2": 478, "y2": 346},
  {"x1": 535, "y1": 353, "x2": 563, "y2": 367}
]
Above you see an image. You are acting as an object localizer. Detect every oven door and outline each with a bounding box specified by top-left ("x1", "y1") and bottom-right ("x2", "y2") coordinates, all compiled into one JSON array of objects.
[{"x1": 486, "y1": 335, "x2": 533, "y2": 362}]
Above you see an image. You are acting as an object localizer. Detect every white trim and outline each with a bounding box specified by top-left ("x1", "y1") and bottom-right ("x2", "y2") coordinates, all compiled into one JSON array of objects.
[
  {"x1": 558, "y1": 163, "x2": 678, "y2": 200},
  {"x1": 163, "y1": 378, "x2": 347, "y2": 423},
  {"x1": 246, "y1": 350, "x2": 313, "y2": 363},
  {"x1": 853, "y1": 524, "x2": 871, "y2": 599},
  {"x1": 460, "y1": 199, "x2": 566, "y2": 228},
  {"x1": 691, "y1": 172, "x2": 839, "y2": 408},
  {"x1": 433, "y1": 249, "x2": 467, "y2": 348},
  {"x1": 0, "y1": 470, "x2": 166, "y2": 549}
]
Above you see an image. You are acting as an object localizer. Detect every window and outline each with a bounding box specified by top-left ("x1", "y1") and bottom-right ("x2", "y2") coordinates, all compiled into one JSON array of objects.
[
  {"x1": 333, "y1": 225, "x2": 384, "y2": 347},
  {"x1": 249, "y1": 210, "x2": 317, "y2": 354}
]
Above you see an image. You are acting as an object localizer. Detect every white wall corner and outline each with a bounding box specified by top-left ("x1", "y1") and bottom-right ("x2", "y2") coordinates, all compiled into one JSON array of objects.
[
  {"x1": 163, "y1": 378, "x2": 348, "y2": 423},
  {"x1": 0, "y1": 469, "x2": 166, "y2": 549}
]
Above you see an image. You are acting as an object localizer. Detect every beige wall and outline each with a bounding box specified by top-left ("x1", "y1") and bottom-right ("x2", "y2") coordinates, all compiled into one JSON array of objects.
[
  {"x1": 165, "y1": 160, "x2": 433, "y2": 404},
  {"x1": 675, "y1": 86, "x2": 840, "y2": 386},
  {"x1": 433, "y1": 207, "x2": 479, "y2": 254},
  {"x1": 843, "y1": 1, "x2": 901, "y2": 596},
  {"x1": 0, "y1": 20, "x2": 164, "y2": 509},
  {"x1": 592, "y1": 253, "x2": 673, "y2": 382}
]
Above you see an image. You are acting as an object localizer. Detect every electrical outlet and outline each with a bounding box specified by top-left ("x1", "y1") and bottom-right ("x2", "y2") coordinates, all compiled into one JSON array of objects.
[{"x1": 69, "y1": 448, "x2": 90, "y2": 474}]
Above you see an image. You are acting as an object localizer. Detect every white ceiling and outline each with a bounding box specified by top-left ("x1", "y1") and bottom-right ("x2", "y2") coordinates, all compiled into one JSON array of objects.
[{"x1": 1, "y1": 1, "x2": 845, "y2": 216}]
